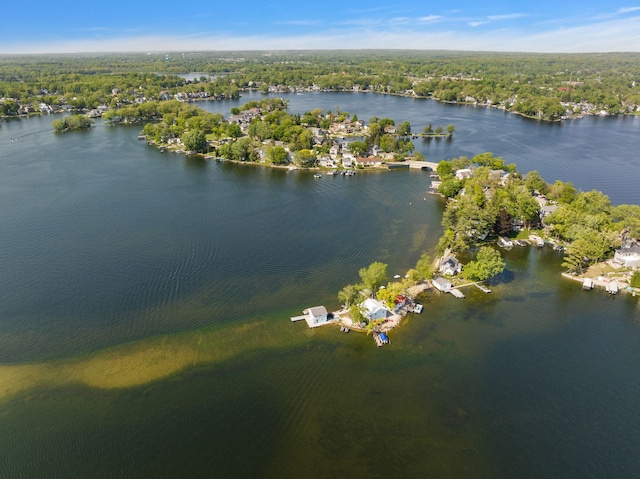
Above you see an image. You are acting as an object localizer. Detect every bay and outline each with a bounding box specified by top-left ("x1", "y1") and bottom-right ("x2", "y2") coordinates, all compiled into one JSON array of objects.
[{"x1": 0, "y1": 93, "x2": 639, "y2": 478}]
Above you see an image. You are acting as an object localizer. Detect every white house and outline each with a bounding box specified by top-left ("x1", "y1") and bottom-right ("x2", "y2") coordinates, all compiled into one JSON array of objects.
[
  {"x1": 614, "y1": 244, "x2": 640, "y2": 268},
  {"x1": 317, "y1": 155, "x2": 336, "y2": 168},
  {"x1": 342, "y1": 156, "x2": 354, "y2": 168},
  {"x1": 354, "y1": 156, "x2": 384, "y2": 168},
  {"x1": 304, "y1": 306, "x2": 328, "y2": 326},
  {"x1": 455, "y1": 168, "x2": 473, "y2": 180},
  {"x1": 439, "y1": 256, "x2": 462, "y2": 276},
  {"x1": 342, "y1": 152, "x2": 355, "y2": 164},
  {"x1": 432, "y1": 277, "x2": 452, "y2": 293},
  {"x1": 362, "y1": 298, "x2": 389, "y2": 320},
  {"x1": 370, "y1": 145, "x2": 382, "y2": 156}
]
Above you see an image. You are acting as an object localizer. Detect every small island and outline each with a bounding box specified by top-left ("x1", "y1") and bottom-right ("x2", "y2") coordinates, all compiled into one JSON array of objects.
[{"x1": 52, "y1": 114, "x2": 93, "y2": 133}]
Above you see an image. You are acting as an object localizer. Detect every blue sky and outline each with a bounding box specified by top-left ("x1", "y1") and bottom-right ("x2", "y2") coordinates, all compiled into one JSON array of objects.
[{"x1": 2, "y1": 1, "x2": 640, "y2": 53}]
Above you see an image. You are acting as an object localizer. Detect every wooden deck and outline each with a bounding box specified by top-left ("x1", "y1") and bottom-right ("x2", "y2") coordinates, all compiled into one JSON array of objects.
[
  {"x1": 450, "y1": 288, "x2": 465, "y2": 299},
  {"x1": 474, "y1": 283, "x2": 491, "y2": 293}
]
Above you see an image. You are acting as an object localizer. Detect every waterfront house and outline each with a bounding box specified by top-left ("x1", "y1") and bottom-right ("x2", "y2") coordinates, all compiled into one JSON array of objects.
[
  {"x1": 354, "y1": 156, "x2": 384, "y2": 168},
  {"x1": 342, "y1": 152, "x2": 355, "y2": 164},
  {"x1": 432, "y1": 277, "x2": 452, "y2": 293},
  {"x1": 455, "y1": 168, "x2": 473, "y2": 180},
  {"x1": 393, "y1": 295, "x2": 407, "y2": 313},
  {"x1": 317, "y1": 155, "x2": 335, "y2": 168},
  {"x1": 614, "y1": 244, "x2": 640, "y2": 268},
  {"x1": 362, "y1": 298, "x2": 390, "y2": 320},
  {"x1": 439, "y1": 256, "x2": 462, "y2": 276},
  {"x1": 304, "y1": 306, "x2": 328, "y2": 326}
]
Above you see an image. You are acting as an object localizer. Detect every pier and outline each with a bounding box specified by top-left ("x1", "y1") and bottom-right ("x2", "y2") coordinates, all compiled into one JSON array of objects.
[
  {"x1": 474, "y1": 283, "x2": 491, "y2": 293},
  {"x1": 450, "y1": 288, "x2": 465, "y2": 299},
  {"x1": 373, "y1": 331, "x2": 390, "y2": 347}
]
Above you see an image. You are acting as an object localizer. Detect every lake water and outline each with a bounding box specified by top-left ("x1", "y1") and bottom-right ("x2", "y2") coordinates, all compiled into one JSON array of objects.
[{"x1": 1, "y1": 94, "x2": 639, "y2": 478}]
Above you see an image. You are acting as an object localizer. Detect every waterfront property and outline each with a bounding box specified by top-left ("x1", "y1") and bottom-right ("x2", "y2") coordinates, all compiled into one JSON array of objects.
[
  {"x1": 291, "y1": 306, "x2": 333, "y2": 328},
  {"x1": 614, "y1": 244, "x2": 640, "y2": 268},
  {"x1": 373, "y1": 331, "x2": 390, "y2": 347},
  {"x1": 432, "y1": 277, "x2": 452, "y2": 293},
  {"x1": 439, "y1": 256, "x2": 462, "y2": 276},
  {"x1": 450, "y1": 288, "x2": 466, "y2": 299},
  {"x1": 362, "y1": 298, "x2": 390, "y2": 321}
]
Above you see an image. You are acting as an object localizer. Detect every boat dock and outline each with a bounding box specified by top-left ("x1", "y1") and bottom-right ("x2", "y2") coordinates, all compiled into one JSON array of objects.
[
  {"x1": 373, "y1": 331, "x2": 390, "y2": 347},
  {"x1": 450, "y1": 288, "x2": 465, "y2": 299},
  {"x1": 474, "y1": 283, "x2": 491, "y2": 293},
  {"x1": 290, "y1": 315, "x2": 307, "y2": 322},
  {"x1": 530, "y1": 235, "x2": 545, "y2": 247}
]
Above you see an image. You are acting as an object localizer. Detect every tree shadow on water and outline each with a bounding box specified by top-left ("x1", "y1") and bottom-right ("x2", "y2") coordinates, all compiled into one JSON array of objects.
[{"x1": 486, "y1": 268, "x2": 515, "y2": 286}]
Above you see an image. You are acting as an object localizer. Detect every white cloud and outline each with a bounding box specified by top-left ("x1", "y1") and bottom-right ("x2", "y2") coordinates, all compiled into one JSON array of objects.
[
  {"x1": 468, "y1": 21, "x2": 489, "y2": 27},
  {"x1": 418, "y1": 15, "x2": 441, "y2": 23},
  {"x1": 487, "y1": 13, "x2": 527, "y2": 21},
  {"x1": 618, "y1": 7, "x2": 640, "y2": 14}
]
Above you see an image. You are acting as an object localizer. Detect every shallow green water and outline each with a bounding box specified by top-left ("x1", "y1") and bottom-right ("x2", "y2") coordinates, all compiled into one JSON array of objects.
[{"x1": 1, "y1": 103, "x2": 640, "y2": 478}]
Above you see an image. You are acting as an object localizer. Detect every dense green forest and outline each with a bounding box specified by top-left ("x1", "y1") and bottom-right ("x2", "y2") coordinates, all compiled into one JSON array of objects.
[{"x1": 1, "y1": 50, "x2": 640, "y2": 121}]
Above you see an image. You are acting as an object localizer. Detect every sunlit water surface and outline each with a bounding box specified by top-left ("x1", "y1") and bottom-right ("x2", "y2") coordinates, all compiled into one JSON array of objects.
[{"x1": 1, "y1": 94, "x2": 639, "y2": 478}]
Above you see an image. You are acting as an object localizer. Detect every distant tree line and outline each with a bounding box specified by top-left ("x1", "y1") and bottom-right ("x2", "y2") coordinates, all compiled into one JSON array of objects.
[{"x1": 3, "y1": 50, "x2": 640, "y2": 121}]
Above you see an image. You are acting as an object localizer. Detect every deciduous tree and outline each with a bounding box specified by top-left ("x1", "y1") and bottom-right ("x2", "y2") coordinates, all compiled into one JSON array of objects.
[
  {"x1": 358, "y1": 262, "x2": 388, "y2": 296},
  {"x1": 464, "y1": 247, "x2": 506, "y2": 281}
]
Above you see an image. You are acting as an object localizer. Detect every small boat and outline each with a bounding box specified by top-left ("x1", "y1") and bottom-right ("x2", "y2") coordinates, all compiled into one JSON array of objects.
[{"x1": 313, "y1": 173, "x2": 322, "y2": 178}]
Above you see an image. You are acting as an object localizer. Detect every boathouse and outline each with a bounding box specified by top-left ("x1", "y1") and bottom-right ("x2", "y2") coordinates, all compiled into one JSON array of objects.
[
  {"x1": 432, "y1": 277, "x2": 452, "y2": 293},
  {"x1": 305, "y1": 306, "x2": 328, "y2": 326}
]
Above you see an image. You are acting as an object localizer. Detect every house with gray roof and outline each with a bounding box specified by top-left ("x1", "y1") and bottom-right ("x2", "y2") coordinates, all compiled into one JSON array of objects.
[{"x1": 614, "y1": 244, "x2": 640, "y2": 268}]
